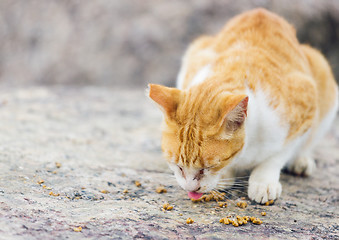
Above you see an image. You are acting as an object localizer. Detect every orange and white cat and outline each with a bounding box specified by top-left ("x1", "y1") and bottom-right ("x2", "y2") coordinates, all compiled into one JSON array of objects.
[{"x1": 148, "y1": 8, "x2": 338, "y2": 203}]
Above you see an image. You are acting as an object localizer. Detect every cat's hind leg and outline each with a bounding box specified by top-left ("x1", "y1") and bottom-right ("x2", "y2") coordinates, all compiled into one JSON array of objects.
[
  {"x1": 287, "y1": 99, "x2": 338, "y2": 176},
  {"x1": 287, "y1": 155, "x2": 316, "y2": 176}
]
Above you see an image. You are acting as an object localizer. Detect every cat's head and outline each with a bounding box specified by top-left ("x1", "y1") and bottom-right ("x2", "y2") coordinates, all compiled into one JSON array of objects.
[{"x1": 148, "y1": 84, "x2": 248, "y2": 198}]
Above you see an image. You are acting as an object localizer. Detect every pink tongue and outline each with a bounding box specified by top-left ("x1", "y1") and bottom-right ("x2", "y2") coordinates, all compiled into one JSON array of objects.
[{"x1": 188, "y1": 192, "x2": 203, "y2": 200}]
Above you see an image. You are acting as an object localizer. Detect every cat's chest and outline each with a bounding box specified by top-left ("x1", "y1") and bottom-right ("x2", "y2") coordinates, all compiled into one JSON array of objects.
[{"x1": 233, "y1": 87, "x2": 290, "y2": 168}]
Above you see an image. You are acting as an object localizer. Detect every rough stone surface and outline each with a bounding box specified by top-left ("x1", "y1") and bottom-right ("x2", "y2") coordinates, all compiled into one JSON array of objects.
[
  {"x1": 0, "y1": 87, "x2": 338, "y2": 239},
  {"x1": 0, "y1": 0, "x2": 338, "y2": 87}
]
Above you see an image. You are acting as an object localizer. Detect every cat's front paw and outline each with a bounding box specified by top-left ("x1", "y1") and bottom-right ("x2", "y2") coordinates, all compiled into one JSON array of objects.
[{"x1": 248, "y1": 181, "x2": 282, "y2": 204}]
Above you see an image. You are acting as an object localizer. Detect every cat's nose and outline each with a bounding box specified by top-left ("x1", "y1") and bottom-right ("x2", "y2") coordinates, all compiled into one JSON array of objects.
[{"x1": 184, "y1": 183, "x2": 201, "y2": 192}]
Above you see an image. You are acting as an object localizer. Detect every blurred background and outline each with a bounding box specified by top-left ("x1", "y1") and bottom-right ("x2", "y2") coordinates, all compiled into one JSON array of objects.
[{"x1": 0, "y1": 0, "x2": 338, "y2": 88}]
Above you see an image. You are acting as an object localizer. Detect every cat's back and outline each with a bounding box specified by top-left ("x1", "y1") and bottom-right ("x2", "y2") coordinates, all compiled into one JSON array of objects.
[
  {"x1": 178, "y1": 8, "x2": 308, "y2": 90},
  {"x1": 215, "y1": 8, "x2": 308, "y2": 72},
  {"x1": 178, "y1": 8, "x2": 337, "y2": 140}
]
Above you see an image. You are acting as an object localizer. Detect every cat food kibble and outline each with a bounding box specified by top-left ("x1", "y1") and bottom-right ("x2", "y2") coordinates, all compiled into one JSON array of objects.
[
  {"x1": 123, "y1": 189, "x2": 128, "y2": 194},
  {"x1": 186, "y1": 218, "x2": 194, "y2": 224},
  {"x1": 261, "y1": 211, "x2": 266, "y2": 216},
  {"x1": 49, "y1": 191, "x2": 60, "y2": 197},
  {"x1": 134, "y1": 181, "x2": 141, "y2": 187},
  {"x1": 191, "y1": 191, "x2": 225, "y2": 202},
  {"x1": 55, "y1": 162, "x2": 62, "y2": 168},
  {"x1": 218, "y1": 202, "x2": 227, "y2": 208},
  {"x1": 73, "y1": 226, "x2": 82, "y2": 232},
  {"x1": 156, "y1": 186, "x2": 167, "y2": 193},
  {"x1": 219, "y1": 218, "x2": 230, "y2": 224},
  {"x1": 252, "y1": 218, "x2": 263, "y2": 225},
  {"x1": 219, "y1": 215, "x2": 262, "y2": 227},
  {"x1": 37, "y1": 180, "x2": 44, "y2": 184},
  {"x1": 236, "y1": 201, "x2": 248, "y2": 208},
  {"x1": 162, "y1": 203, "x2": 173, "y2": 211},
  {"x1": 264, "y1": 200, "x2": 274, "y2": 206},
  {"x1": 100, "y1": 190, "x2": 109, "y2": 194}
]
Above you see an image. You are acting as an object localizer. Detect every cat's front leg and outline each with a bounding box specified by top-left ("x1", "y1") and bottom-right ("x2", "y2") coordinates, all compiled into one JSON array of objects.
[{"x1": 248, "y1": 158, "x2": 284, "y2": 204}]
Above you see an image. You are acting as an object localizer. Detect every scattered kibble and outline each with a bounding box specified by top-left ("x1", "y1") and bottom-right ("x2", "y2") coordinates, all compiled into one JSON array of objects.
[
  {"x1": 156, "y1": 186, "x2": 167, "y2": 193},
  {"x1": 219, "y1": 218, "x2": 230, "y2": 225},
  {"x1": 162, "y1": 203, "x2": 173, "y2": 211},
  {"x1": 252, "y1": 218, "x2": 263, "y2": 225},
  {"x1": 191, "y1": 191, "x2": 225, "y2": 202},
  {"x1": 134, "y1": 181, "x2": 141, "y2": 187},
  {"x1": 100, "y1": 190, "x2": 109, "y2": 194},
  {"x1": 186, "y1": 218, "x2": 194, "y2": 224},
  {"x1": 37, "y1": 180, "x2": 45, "y2": 184},
  {"x1": 73, "y1": 226, "x2": 82, "y2": 232},
  {"x1": 219, "y1": 215, "x2": 263, "y2": 227},
  {"x1": 261, "y1": 212, "x2": 266, "y2": 216},
  {"x1": 52, "y1": 171, "x2": 57, "y2": 174},
  {"x1": 55, "y1": 162, "x2": 62, "y2": 168},
  {"x1": 232, "y1": 221, "x2": 239, "y2": 227},
  {"x1": 123, "y1": 189, "x2": 128, "y2": 194},
  {"x1": 218, "y1": 202, "x2": 227, "y2": 208},
  {"x1": 236, "y1": 201, "x2": 248, "y2": 208},
  {"x1": 49, "y1": 191, "x2": 60, "y2": 197},
  {"x1": 264, "y1": 200, "x2": 274, "y2": 206}
]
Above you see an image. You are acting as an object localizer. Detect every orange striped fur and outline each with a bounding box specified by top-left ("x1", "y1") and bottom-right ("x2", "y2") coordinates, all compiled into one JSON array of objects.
[{"x1": 148, "y1": 8, "x2": 338, "y2": 203}]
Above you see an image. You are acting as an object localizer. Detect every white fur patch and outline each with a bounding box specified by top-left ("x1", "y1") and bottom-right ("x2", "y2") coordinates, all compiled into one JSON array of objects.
[
  {"x1": 231, "y1": 86, "x2": 289, "y2": 169},
  {"x1": 176, "y1": 59, "x2": 188, "y2": 90},
  {"x1": 188, "y1": 64, "x2": 211, "y2": 88}
]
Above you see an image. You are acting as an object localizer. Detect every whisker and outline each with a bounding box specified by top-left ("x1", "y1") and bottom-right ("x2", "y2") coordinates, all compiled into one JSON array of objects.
[
  {"x1": 218, "y1": 182, "x2": 248, "y2": 188},
  {"x1": 219, "y1": 175, "x2": 250, "y2": 180}
]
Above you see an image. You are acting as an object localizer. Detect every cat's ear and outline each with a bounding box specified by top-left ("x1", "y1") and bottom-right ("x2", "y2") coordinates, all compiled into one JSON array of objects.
[
  {"x1": 220, "y1": 95, "x2": 248, "y2": 131},
  {"x1": 148, "y1": 84, "x2": 181, "y2": 118}
]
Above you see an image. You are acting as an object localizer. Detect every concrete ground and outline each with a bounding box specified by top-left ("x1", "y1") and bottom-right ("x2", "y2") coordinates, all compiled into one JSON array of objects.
[{"x1": 0, "y1": 87, "x2": 338, "y2": 240}]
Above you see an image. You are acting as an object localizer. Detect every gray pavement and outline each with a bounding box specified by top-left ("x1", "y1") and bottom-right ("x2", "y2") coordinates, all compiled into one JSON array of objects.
[{"x1": 0, "y1": 87, "x2": 338, "y2": 239}]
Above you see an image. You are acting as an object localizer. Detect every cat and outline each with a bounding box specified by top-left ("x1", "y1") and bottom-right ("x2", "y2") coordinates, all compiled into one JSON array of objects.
[{"x1": 148, "y1": 8, "x2": 338, "y2": 203}]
